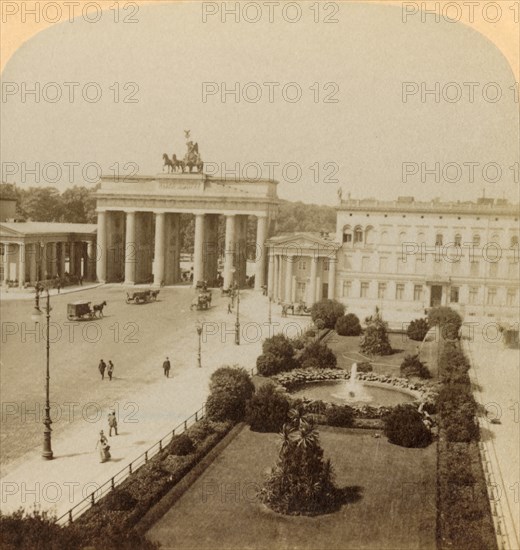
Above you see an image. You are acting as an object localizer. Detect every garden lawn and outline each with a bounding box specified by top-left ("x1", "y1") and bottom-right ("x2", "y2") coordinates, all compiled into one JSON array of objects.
[
  {"x1": 146, "y1": 425, "x2": 437, "y2": 549},
  {"x1": 327, "y1": 332, "x2": 432, "y2": 378}
]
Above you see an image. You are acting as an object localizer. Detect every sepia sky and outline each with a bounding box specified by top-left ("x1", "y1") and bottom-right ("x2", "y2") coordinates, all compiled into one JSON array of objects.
[{"x1": 1, "y1": 1, "x2": 518, "y2": 206}]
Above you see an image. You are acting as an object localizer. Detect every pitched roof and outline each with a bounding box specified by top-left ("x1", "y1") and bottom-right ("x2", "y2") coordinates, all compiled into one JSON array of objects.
[{"x1": 0, "y1": 222, "x2": 97, "y2": 237}]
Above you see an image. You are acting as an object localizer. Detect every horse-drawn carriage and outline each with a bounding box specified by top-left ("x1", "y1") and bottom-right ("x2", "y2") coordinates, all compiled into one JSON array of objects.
[
  {"x1": 190, "y1": 290, "x2": 212, "y2": 311},
  {"x1": 125, "y1": 289, "x2": 159, "y2": 304},
  {"x1": 67, "y1": 300, "x2": 106, "y2": 320},
  {"x1": 282, "y1": 302, "x2": 312, "y2": 316}
]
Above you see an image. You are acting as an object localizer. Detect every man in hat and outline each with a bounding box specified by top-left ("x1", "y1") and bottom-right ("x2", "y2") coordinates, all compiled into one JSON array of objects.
[
  {"x1": 163, "y1": 357, "x2": 171, "y2": 378},
  {"x1": 108, "y1": 409, "x2": 118, "y2": 436}
]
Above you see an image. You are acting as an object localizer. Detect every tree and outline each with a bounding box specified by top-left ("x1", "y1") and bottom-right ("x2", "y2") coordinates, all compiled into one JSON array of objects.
[
  {"x1": 400, "y1": 354, "x2": 431, "y2": 379},
  {"x1": 310, "y1": 299, "x2": 346, "y2": 329},
  {"x1": 60, "y1": 186, "x2": 97, "y2": 223},
  {"x1": 299, "y1": 341, "x2": 337, "y2": 369},
  {"x1": 335, "y1": 313, "x2": 362, "y2": 336},
  {"x1": 427, "y1": 307, "x2": 462, "y2": 340},
  {"x1": 384, "y1": 405, "x2": 432, "y2": 448},
  {"x1": 19, "y1": 187, "x2": 62, "y2": 222},
  {"x1": 245, "y1": 383, "x2": 290, "y2": 432},
  {"x1": 260, "y1": 410, "x2": 340, "y2": 515},
  {"x1": 206, "y1": 366, "x2": 255, "y2": 423},
  {"x1": 359, "y1": 307, "x2": 392, "y2": 356},
  {"x1": 257, "y1": 334, "x2": 298, "y2": 375},
  {"x1": 406, "y1": 318, "x2": 429, "y2": 341}
]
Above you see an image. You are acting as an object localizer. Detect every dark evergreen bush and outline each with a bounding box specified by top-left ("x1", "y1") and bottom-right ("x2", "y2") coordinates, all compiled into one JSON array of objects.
[
  {"x1": 427, "y1": 307, "x2": 462, "y2": 339},
  {"x1": 356, "y1": 361, "x2": 373, "y2": 373},
  {"x1": 299, "y1": 341, "x2": 337, "y2": 369},
  {"x1": 325, "y1": 405, "x2": 355, "y2": 427},
  {"x1": 206, "y1": 366, "x2": 255, "y2": 423},
  {"x1": 168, "y1": 433, "x2": 195, "y2": 456},
  {"x1": 335, "y1": 313, "x2": 362, "y2": 336},
  {"x1": 400, "y1": 354, "x2": 431, "y2": 379},
  {"x1": 360, "y1": 308, "x2": 393, "y2": 356},
  {"x1": 406, "y1": 318, "x2": 429, "y2": 341},
  {"x1": 245, "y1": 383, "x2": 290, "y2": 432},
  {"x1": 384, "y1": 405, "x2": 432, "y2": 448}
]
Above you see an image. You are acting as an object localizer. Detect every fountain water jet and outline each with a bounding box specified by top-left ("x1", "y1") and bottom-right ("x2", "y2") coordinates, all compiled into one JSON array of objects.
[{"x1": 332, "y1": 362, "x2": 373, "y2": 403}]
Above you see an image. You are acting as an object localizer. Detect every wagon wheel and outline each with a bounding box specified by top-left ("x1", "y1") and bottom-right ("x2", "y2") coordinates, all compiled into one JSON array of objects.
[
  {"x1": 126, "y1": 296, "x2": 132, "y2": 304},
  {"x1": 89, "y1": 311, "x2": 95, "y2": 319},
  {"x1": 67, "y1": 314, "x2": 74, "y2": 321}
]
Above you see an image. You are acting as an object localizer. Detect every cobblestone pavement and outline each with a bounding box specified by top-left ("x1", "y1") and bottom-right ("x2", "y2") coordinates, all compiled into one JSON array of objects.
[
  {"x1": 0, "y1": 285, "x2": 310, "y2": 519},
  {"x1": 463, "y1": 333, "x2": 520, "y2": 550}
]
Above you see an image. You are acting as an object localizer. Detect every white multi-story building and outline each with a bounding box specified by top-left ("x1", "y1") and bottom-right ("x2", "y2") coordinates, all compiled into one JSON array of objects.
[{"x1": 267, "y1": 196, "x2": 519, "y2": 324}]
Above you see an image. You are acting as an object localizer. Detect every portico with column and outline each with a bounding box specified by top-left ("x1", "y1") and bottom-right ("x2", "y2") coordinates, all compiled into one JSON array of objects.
[
  {"x1": 266, "y1": 233, "x2": 341, "y2": 305},
  {"x1": 0, "y1": 222, "x2": 97, "y2": 287},
  {"x1": 95, "y1": 172, "x2": 279, "y2": 287}
]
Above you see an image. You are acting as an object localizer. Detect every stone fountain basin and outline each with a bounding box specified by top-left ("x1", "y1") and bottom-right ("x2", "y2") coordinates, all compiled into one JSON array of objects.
[{"x1": 290, "y1": 380, "x2": 419, "y2": 407}]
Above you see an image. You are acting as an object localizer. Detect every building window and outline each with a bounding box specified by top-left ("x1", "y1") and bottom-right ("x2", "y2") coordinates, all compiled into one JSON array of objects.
[
  {"x1": 399, "y1": 231, "x2": 407, "y2": 243},
  {"x1": 298, "y1": 259, "x2": 307, "y2": 271},
  {"x1": 491, "y1": 234, "x2": 500, "y2": 245},
  {"x1": 361, "y1": 256, "x2": 369, "y2": 271},
  {"x1": 414, "y1": 285, "x2": 423, "y2": 301},
  {"x1": 380, "y1": 231, "x2": 388, "y2": 244},
  {"x1": 344, "y1": 255, "x2": 352, "y2": 269},
  {"x1": 342, "y1": 280, "x2": 351, "y2": 298},
  {"x1": 360, "y1": 282, "x2": 369, "y2": 298},
  {"x1": 508, "y1": 261, "x2": 519, "y2": 278},
  {"x1": 395, "y1": 283, "x2": 405, "y2": 300},
  {"x1": 511, "y1": 235, "x2": 519, "y2": 247},
  {"x1": 378, "y1": 283, "x2": 386, "y2": 299},
  {"x1": 487, "y1": 287, "x2": 496, "y2": 305},
  {"x1": 379, "y1": 257, "x2": 388, "y2": 272},
  {"x1": 343, "y1": 232, "x2": 352, "y2": 244},
  {"x1": 323, "y1": 259, "x2": 329, "y2": 271},
  {"x1": 473, "y1": 234, "x2": 481, "y2": 246},
  {"x1": 454, "y1": 234, "x2": 461, "y2": 246},
  {"x1": 354, "y1": 226, "x2": 363, "y2": 244},
  {"x1": 415, "y1": 257, "x2": 425, "y2": 274},
  {"x1": 470, "y1": 260, "x2": 480, "y2": 277},
  {"x1": 489, "y1": 263, "x2": 498, "y2": 278},
  {"x1": 506, "y1": 288, "x2": 517, "y2": 306},
  {"x1": 435, "y1": 233, "x2": 443, "y2": 246},
  {"x1": 468, "y1": 287, "x2": 478, "y2": 304},
  {"x1": 450, "y1": 287, "x2": 459, "y2": 303}
]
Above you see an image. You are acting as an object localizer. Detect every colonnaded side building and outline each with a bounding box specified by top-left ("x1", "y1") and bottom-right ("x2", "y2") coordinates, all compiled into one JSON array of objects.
[{"x1": 267, "y1": 195, "x2": 519, "y2": 321}]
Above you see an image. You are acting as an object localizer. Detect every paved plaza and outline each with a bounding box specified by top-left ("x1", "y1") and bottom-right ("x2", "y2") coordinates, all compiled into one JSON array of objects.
[
  {"x1": 463, "y1": 334, "x2": 520, "y2": 549},
  {"x1": 0, "y1": 285, "x2": 310, "y2": 519}
]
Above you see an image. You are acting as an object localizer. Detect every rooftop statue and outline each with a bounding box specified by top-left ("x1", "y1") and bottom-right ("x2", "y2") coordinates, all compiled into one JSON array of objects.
[{"x1": 163, "y1": 131, "x2": 204, "y2": 174}]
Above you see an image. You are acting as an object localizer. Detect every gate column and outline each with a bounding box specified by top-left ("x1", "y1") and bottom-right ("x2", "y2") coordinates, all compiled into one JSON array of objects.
[
  {"x1": 96, "y1": 211, "x2": 107, "y2": 283},
  {"x1": 254, "y1": 215, "x2": 268, "y2": 290},
  {"x1": 223, "y1": 214, "x2": 235, "y2": 289},
  {"x1": 193, "y1": 213, "x2": 205, "y2": 287},
  {"x1": 153, "y1": 212, "x2": 166, "y2": 287},
  {"x1": 124, "y1": 211, "x2": 136, "y2": 285}
]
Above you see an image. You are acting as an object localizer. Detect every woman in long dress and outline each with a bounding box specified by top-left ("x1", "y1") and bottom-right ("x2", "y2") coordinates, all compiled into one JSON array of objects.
[{"x1": 96, "y1": 430, "x2": 111, "y2": 463}]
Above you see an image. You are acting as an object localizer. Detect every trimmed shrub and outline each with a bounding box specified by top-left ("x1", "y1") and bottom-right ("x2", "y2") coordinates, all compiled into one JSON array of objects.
[
  {"x1": 400, "y1": 354, "x2": 431, "y2": 379},
  {"x1": 384, "y1": 405, "x2": 432, "y2": 448},
  {"x1": 325, "y1": 405, "x2": 355, "y2": 427},
  {"x1": 206, "y1": 366, "x2": 255, "y2": 423},
  {"x1": 310, "y1": 299, "x2": 346, "y2": 329},
  {"x1": 245, "y1": 383, "x2": 290, "y2": 432},
  {"x1": 168, "y1": 433, "x2": 194, "y2": 456},
  {"x1": 356, "y1": 361, "x2": 373, "y2": 373},
  {"x1": 407, "y1": 318, "x2": 429, "y2": 341},
  {"x1": 427, "y1": 307, "x2": 462, "y2": 339},
  {"x1": 187, "y1": 419, "x2": 215, "y2": 445},
  {"x1": 262, "y1": 334, "x2": 295, "y2": 359},
  {"x1": 360, "y1": 308, "x2": 393, "y2": 356},
  {"x1": 103, "y1": 489, "x2": 138, "y2": 511},
  {"x1": 256, "y1": 353, "x2": 288, "y2": 376},
  {"x1": 335, "y1": 313, "x2": 362, "y2": 336},
  {"x1": 299, "y1": 341, "x2": 337, "y2": 369}
]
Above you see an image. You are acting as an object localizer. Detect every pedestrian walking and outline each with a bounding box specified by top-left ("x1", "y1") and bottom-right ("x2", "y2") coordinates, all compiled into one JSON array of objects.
[
  {"x1": 98, "y1": 359, "x2": 106, "y2": 380},
  {"x1": 227, "y1": 301, "x2": 233, "y2": 314},
  {"x1": 96, "y1": 430, "x2": 111, "y2": 463},
  {"x1": 79, "y1": 274, "x2": 83, "y2": 286},
  {"x1": 163, "y1": 357, "x2": 171, "y2": 378},
  {"x1": 107, "y1": 360, "x2": 114, "y2": 381},
  {"x1": 108, "y1": 410, "x2": 118, "y2": 436}
]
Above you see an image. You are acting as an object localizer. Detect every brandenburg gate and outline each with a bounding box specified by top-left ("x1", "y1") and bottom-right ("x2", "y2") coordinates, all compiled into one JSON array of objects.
[{"x1": 95, "y1": 172, "x2": 278, "y2": 290}]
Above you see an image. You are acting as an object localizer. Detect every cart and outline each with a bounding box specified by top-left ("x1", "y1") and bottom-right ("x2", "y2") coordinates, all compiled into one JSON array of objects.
[
  {"x1": 125, "y1": 289, "x2": 159, "y2": 304},
  {"x1": 67, "y1": 301, "x2": 95, "y2": 321}
]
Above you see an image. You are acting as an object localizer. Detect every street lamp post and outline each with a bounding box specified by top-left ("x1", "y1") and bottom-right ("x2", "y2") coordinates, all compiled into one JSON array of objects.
[
  {"x1": 268, "y1": 295, "x2": 272, "y2": 325},
  {"x1": 231, "y1": 266, "x2": 240, "y2": 345},
  {"x1": 31, "y1": 285, "x2": 53, "y2": 460},
  {"x1": 196, "y1": 321, "x2": 203, "y2": 368}
]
